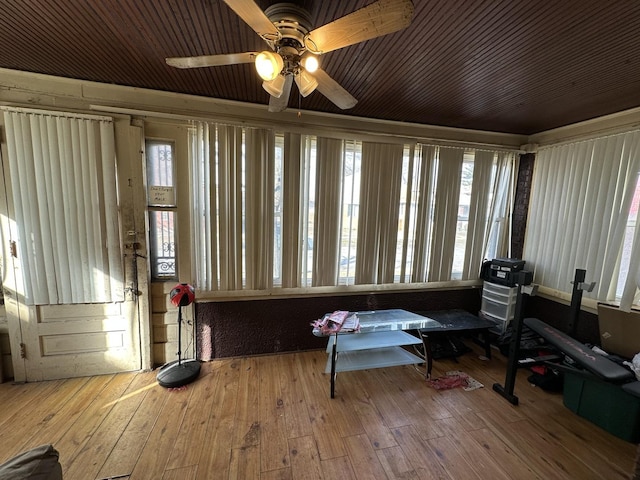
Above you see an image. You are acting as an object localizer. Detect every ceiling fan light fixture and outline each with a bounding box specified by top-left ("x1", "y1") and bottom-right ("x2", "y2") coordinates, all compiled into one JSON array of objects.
[
  {"x1": 301, "y1": 54, "x2": 319, "y2": 73},
  {"x1": 295, "y1": 70, "x2": 318, "y2": 97},
  {"x1": 262, "y1": 74, "x2": 286, "y2": 98},
  {"x1": 255, "y1": 51, "x2": 283, "y2": 81}
]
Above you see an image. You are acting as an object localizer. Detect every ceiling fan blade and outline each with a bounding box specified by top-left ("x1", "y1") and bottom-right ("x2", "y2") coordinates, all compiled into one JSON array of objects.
[
  {"x1": 166, "y1": 52, "x2": 257, "y2": 69},
  {"x1": 305, "y1": 0, "x2": 414, "y2": 54},
  {"x1": 313, "y1": 69, "x2": 358, "y2": 110},
  {"x1": 223, "y1": 0, "x2": 280, "y2": 42},
  {"x1": 268, "y1": 75, "x2": 293, "y2": 112}
]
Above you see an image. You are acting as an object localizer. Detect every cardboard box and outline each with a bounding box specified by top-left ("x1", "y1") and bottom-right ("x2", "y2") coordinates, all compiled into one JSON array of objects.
[{"x1": 597, "y1": 304, "x2": 640, "y2": 359}]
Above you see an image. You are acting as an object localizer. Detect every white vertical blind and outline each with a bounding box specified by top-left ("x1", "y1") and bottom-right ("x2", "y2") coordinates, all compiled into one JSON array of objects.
[
  {"x1": 488, "y1": 152, "x2": 517, "y2": 260},
  {"x1": 217, "y1": 125, "x2": 244, "y2": 290},
  {"x1": 191, "y1": 122, "x2": 215, "y2": 290},
  {"x1": 428, "y1": 146, "x2": 465, "y2": 281},
  {"x1": 462, "y1": 150, "x2": 495, "y2": 278},
  {"x1": 524, "y1": 131, "x2": 640, "y2": 309},
  {"x1": 280, "y1": 133, "x2": 303, "y2": 288},
  {"x1": 411, "y1": 145, "x2": 436, "y2": 282},
  {"x1": 2, "y1": 108, "x2": 123, "y2": 305},
  {"x1": 244, "y1": 128, "x2": 275, "y2": 290},
  {"x1": 312, "y1": 137, "x2": 343, "y2": 286},
  {"x1": 355, "y1": 142, "x2": 404, "y2": 284},
  {"x1": 462, "y1": 151, "x2": 516, "y2": 279}
]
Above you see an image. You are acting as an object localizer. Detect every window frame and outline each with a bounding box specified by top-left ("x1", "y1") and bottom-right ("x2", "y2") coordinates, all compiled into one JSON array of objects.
[{"x1": 145, "y1": 139, "x2": 179, "y2": 282}]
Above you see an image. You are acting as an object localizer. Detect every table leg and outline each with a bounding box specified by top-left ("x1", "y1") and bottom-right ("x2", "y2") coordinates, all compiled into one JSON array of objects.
[
  {"x1": 483, "y1": 330, "x2": 492, "y2": 359},
  {"x1": 330, "y1": 334, "x2": 338, "y2": 398},
  {"x1": 420, "y1": 332, "x2": 433, "y2": 379}
]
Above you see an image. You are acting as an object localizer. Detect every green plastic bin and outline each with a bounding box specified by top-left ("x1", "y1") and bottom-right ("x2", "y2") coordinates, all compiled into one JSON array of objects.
[{"x1": 563, "y1": 370, "x2": 640, "y2": 443}]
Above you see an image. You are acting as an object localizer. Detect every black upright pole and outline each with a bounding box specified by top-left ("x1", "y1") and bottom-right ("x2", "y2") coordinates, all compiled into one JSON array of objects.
[
  {"x1": 492, "y1": 271, "x2": 528, "y2": 405},
  {"x1": 567, "y1": 269, "x2": 586, "y2": 338},
  {"x1": 177, "y1": 305, "x2": 183, "y2": 366}
]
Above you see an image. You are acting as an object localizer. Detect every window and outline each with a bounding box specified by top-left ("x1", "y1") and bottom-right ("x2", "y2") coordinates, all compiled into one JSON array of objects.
[
  {"x1": 617, "y1": 173, "x2": 640, "y2": 302},
  {"x1": 146, "y1": 140, "x2": 177, "y2": 281},
  {"x1": 524, "y1": 130, "x2": 640, "y2": 309},
  {"x1": 191, "y1": 121, "x2": 516, "y2": 293}
]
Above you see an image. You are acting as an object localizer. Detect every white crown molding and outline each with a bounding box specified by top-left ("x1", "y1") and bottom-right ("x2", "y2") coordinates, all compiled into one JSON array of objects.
[
  {"x1": 527, "y1": 106, "x2": 640, "y2": 146},
  {"x1": 0, "y1": 67, "x2": 527, "y2": 149},
  {"x1": 6, "y1": 67, "x2": 637, "y2": 150}
]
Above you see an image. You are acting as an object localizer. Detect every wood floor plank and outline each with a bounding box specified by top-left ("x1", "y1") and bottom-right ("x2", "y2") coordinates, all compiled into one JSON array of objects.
[
  {"x1": 259, "y1": 354, "x2": 291, "y2": 472},
  {"x1": 391, "y1": 425, "x2": 452, "y2": 479},
  {"x1": 376, "y1": 445, "x2": 419, "y2": 479},
  {"x1": 342, "y1": 433, "x2": 389, "y2": 479},
  {"x1": 260, "y1": 467, "x2": 293, "y2": 480},
  {"x1": 444, "y1": 430, "x2": 512, "y2": 480},
  {"x1": 288, "y1": 435, "x2": 323, "y2": 480},
  {"x1": 195, "y1": 358, "x2": 241, "y2": 480},
  {"x1": 466, "y1": 427, "x2": 542, "y2": 479},
  {"x1": 277, "y1": 353, "x2": 313, "y2": 439},
  {"x1": 230, "y1": 444, "x2": 260, "y2": 480},
  {"x1": 165, "y1": 362, "x2": 222, "y2": 470},
  {"x1": 320, "y1": 456, "x2": 356, "y2": 480},
  {"x1": 232, "y1": 356, "x2": 261, "y2": 450},
  {"x1": 162, "y1": 464, "x2": 197, "y2": 480},
  {"x1": 432, "y1": 412, "x2": 486, "y2": 438},
  {"x1": 425, "y1": 435, "x2": 483, "y2": 480}
]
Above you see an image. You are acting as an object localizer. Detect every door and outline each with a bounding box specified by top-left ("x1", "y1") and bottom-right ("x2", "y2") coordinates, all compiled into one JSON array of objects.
[{"x1": 0, "y1": 108, "x2": 144, "y2": 382}]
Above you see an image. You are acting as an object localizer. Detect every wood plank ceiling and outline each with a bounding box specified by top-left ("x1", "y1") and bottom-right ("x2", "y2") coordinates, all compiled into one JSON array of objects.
[{"x1": 1, "y1": 0, "x2": 639, "y2": 135}]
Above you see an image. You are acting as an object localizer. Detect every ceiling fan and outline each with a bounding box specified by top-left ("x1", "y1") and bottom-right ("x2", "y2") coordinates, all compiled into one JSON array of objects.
[{"x1": 166, "y1": 0, "x2": 414, "y2": 112}]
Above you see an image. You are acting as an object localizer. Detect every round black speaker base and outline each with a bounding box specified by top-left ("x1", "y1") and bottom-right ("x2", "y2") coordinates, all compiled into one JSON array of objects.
[{"x1": 156, "y1": 359, "x2": 201, "y2": 388}]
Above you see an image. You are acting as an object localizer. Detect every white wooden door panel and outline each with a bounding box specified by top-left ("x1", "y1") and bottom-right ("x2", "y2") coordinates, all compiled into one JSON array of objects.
[{"x1": 19, "y1": 302, "x2": 141, "y2": 381}]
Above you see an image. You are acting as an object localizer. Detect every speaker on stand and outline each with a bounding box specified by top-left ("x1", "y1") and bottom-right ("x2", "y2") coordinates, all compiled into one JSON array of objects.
[{"x1": 157, "y1": 283, "x2": 201, "y2": 388}]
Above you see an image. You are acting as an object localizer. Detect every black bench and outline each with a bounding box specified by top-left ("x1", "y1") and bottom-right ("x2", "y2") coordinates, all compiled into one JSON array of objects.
[{"x1": 524, "y1": 317, "x2": 636, "y2": 384}]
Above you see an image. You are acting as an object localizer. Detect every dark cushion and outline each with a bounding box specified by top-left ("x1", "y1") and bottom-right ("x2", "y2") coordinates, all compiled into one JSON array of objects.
[
  {"x1": 623, "y1": 381, "x2": 640, "y2": 398},
  {"x1": 0, "y1": 444, "x2": 62, "y2": 480}
]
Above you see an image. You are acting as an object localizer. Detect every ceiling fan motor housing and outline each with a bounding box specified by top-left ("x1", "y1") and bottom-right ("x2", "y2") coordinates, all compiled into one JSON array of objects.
[{"x1": 264, "y1": 3, "x2": 314, "y2": 74}]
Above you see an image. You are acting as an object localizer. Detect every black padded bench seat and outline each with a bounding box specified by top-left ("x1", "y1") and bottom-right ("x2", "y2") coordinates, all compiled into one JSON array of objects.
[
  {"x1": 624, "y1": 381, "x2": 640, "y2": 398},
  {"x1": 524, "y1": 317, "x2": 635, "y2": 384}
]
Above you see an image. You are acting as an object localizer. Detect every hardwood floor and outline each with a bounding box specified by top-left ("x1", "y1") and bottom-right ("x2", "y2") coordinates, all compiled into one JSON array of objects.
[{"x1": 0, "y1": 343, "x2": 636, "y2": 479}]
